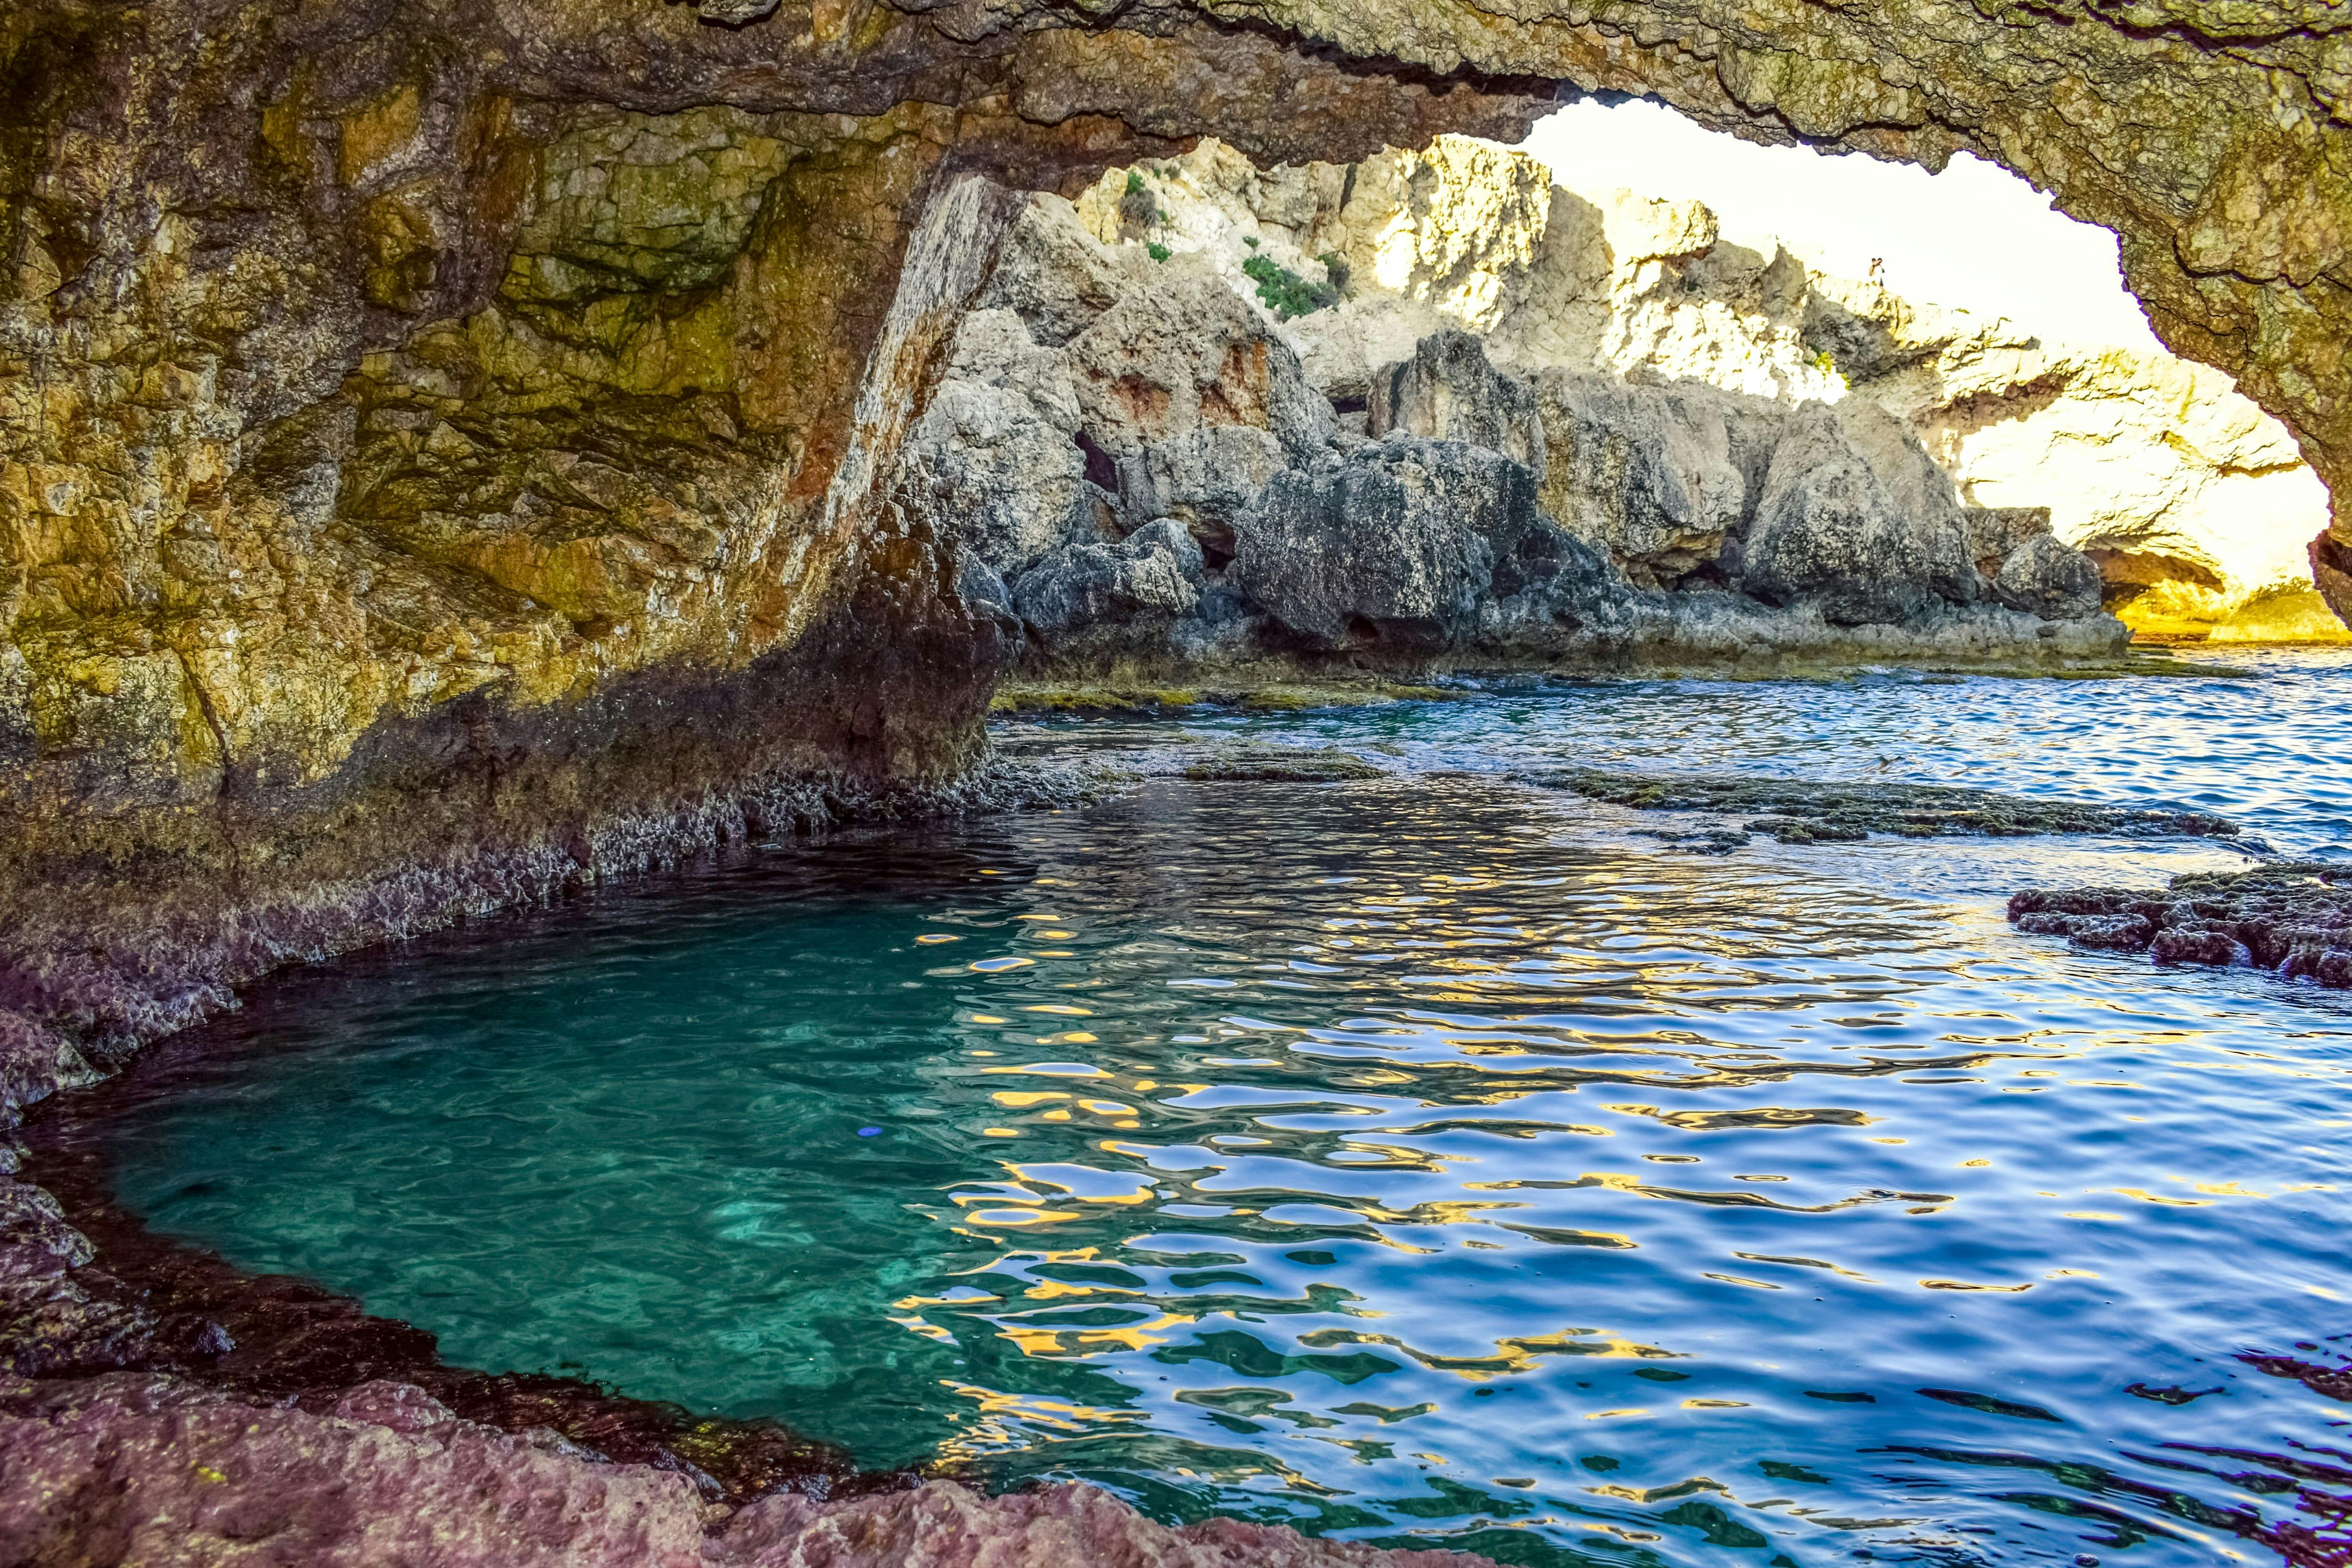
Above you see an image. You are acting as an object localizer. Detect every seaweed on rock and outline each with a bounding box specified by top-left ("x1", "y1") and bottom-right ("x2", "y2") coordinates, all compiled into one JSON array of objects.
[
  {"x1": 1525, "y1": 769, "x2": 2249, "y2": 847},
  {"x1": 2007, "y1": 863, "x2": 2352, "y2": 986}
]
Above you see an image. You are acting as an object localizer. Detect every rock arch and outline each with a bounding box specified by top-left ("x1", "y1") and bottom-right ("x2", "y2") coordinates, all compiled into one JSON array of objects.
[{"x1": 0, "y1": 0, "x2": 2341, "y2": 1018}]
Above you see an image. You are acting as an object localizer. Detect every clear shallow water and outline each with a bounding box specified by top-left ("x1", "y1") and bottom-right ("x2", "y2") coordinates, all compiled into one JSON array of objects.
[{"x1": 105, "y1": 649, "x2": 2352, "y2": 1567}]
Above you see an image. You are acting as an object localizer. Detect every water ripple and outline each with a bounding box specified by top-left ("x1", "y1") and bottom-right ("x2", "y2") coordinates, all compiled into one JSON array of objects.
[{"x1": 90, "y1": 651, "x2": 2352, "y2": 1568}]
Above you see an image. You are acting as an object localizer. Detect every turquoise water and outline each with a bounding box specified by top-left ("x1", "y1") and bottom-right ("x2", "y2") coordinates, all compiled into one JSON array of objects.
[{"x1": 107, "y1": 649, "x2": 2352, "y2": 1566}]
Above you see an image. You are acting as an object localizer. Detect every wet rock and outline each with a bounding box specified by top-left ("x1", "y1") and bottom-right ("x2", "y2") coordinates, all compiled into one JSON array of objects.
[
  {"x1": 1234, "y1": 434, "x2": 1612, "y2": 655},
  {"x1": 0, "y1": 1377, "x2": 1497, "y2": 1568},
  {"x1": 2008, "y1": 863, "x2": 2352, "y2": 985},
  {"x1": 1369, "y1": 330, "x2": 1547, "y2": 476},
  {"x1": 1531, "y1": 769, "x2": 2248, "y2": 845},
  {"x1": 0, "y1": 1276, "x2": 158, "y2": 1377},
  {"x1": 1180, "y1": 746, "x2": 1386, "y2": 781},
  {"x1": 1013, "y1": 519, "x2": 1209, "y2": 657},
  {"x1": 0, "y1": 1012, "x2": 103, "y2": 1124},
  {"x1": 0, "y1": 1183, "x2": 94, "y2": 1278},
  {"x1": 0, "y1": 1373, "x2": 713, "y2": 1566}
]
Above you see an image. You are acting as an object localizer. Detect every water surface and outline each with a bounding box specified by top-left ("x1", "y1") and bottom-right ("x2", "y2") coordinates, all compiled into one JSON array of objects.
[{"x1": 105, "y1": 650, "x2": 2352, "y2": 1566}]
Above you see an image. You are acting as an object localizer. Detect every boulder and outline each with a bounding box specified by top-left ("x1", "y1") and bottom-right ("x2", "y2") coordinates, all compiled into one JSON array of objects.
[
  {"x1": 1737, "y1": 403, "x2": 1977, "y2": 626},
  {"x1": 1065, "y1": 262, "x2": 1335, "y2": 464},
  {"x1": 1532, "y1": 371, "x2": 1754, "y2": 588},
  {"x1": 1962, "y1": 506, "x2": 2057, "y2": 573},
  {"x1": 1989, "y1": 530, "x2": 2106, "y2": 618},
  {"x1": 1233, "y1": 434, "x2": 1609, "y2": 655},
  {"x1": 1012, "y1": 518, "x2": 1209, "y2": 656},
  {"x1": 1368, "y1": 330, "x2": 1547, "y2": 476}
]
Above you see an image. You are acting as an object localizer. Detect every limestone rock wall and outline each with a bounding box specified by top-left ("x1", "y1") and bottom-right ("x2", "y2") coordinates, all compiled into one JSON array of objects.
[
  {"x1": 1080, "y1": 136, "x2": 2343, "y2": 641},
  {"x1": 910, "y1": 175, "x2": 2120, "y2": 675},
  {"x1": 0, "y1": 0, "x2": 1555, "y2": 1049}
]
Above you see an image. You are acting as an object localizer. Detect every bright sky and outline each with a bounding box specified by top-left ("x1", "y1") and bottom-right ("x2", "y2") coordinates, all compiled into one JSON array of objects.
[{"x1": 1519, "y1": 99, "x2": 2162, "y2": 351}]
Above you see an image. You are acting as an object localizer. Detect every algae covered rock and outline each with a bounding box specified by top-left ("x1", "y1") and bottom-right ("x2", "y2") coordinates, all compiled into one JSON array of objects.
[
  {"x1": 2008, "y1": 863, "x2": 2352, "y2": 986},
  {"x1": 1534, "y1": 769, "x2": 2247, "y2": 846},
  {"x1": 1180, "y1": 745, "x2": 1386, "y2": 781}
]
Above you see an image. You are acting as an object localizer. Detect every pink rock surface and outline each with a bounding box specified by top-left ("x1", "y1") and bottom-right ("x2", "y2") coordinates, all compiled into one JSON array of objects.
[{"x1": 0, "y1": 1374, "x2": 1499, "y2": 1568}]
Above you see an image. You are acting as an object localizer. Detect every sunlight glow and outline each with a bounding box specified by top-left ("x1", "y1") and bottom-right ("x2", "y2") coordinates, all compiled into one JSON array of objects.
[{"x1": 1521, "y1": 99, "x2": 2162, "y2": 351}]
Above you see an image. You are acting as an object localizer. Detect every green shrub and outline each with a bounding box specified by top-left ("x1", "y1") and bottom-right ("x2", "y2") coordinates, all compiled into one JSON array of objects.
[
  {"x1": 1242, "y1": 252, "x2": 1339, "y2": 320},
  {"x1": 1117, "y1": 172, "x2": 1158, "y2": 232},
  {"x1": 1146, "y1": 242, "x2": 1170, "y2": 263},
  {"x1": 1243, "y1": 235, "x2": 1259, "y2": 248}
]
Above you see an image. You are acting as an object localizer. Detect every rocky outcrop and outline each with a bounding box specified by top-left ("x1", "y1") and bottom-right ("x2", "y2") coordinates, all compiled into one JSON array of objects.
[
  {"x1": 1234, "y1": 434, "x2": 1610, "y2": 655},
  {"x1": 1826, "y1": 289, "x2": 2345, "y2": 641},
  {"x1": 910, "y1": 174, "x2": 2122, "y2": 676},
  {"x1": 1083, "y1": 137, "x2": 2342, "y2": 642},
  {"x1": 2009, "y1": 864, "x2": 2352, "y2": 987}
]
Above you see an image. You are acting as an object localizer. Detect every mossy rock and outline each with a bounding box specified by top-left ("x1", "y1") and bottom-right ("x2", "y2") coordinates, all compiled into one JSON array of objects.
[
  {"x1": 1182, "y1": 746, "x2": 1385, "y2": 783},
  {"x1": 991, "y1": 685, "x2": 1204, "y2": 716},
  {"x1": 1534, "y1": 768, "x2": 2246, "y2": 847}
]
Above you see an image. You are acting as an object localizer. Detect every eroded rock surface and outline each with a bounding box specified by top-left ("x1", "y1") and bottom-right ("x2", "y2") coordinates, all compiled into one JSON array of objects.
[
  {"x1": 914, "y1": 176, "x2": 2123, "y2": 676},
  {"x1": 0, "y1": 1374, "x2": 1496, "y2": 1568},
  {"x1": 2009, "y1": 864, "x2": 2352, "y2": 984}
]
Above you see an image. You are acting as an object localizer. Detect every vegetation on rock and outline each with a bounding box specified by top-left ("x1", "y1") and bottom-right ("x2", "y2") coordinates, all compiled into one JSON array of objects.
[{"x1": 1242, "y1": 253, "x2": 1340, "y2": 320}]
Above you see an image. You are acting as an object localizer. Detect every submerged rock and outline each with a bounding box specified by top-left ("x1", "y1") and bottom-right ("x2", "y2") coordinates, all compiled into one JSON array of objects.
[
  {"x1": 1180, "y1": 745, "x2": 1387, "y2": 781},
  {"x1": 2008, "y1": 863, "x2": 2352, "y2": 985},
  {"x1": 1529, "y1": 769, "x2": 2248, "y2": 846}
]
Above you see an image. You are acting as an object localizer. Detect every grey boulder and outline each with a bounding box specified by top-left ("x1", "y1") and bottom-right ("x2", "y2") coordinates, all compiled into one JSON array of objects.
[
  {"x1": 1233, "y1": 433, "x2": 1612, "y2": 655},
  {"x1": 1737, "y1": 402, "x2": 1979, "y2": 626},
  {"x1": 1989, "y1": 529, "x2": 2106, "y2": 618},
  {"x1": 1368, "y1": 329, "x2": 1547, "y2": 477},
  {"x1": 1013, "y1": 518, "x2": 1209, "y2": 656}
]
